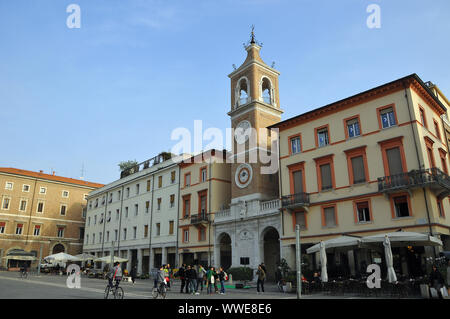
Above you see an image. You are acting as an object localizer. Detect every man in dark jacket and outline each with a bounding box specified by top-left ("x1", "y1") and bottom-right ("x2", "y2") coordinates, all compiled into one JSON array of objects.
[
  {"x1": 429, "y1": 264, "x2": 445, "y2": 298},
  {"x1": 177, "y1": 264, "x2": 187, "y2": 293},
  {"x1": 130, "y1": 266, "x2": 137, "y2": 285},
  {"x1": 186, "y1": 265, "x2": 193, "y2": 293},
  {"x1": 190, "y1": 266, "x2": 198, "y2": 295}
]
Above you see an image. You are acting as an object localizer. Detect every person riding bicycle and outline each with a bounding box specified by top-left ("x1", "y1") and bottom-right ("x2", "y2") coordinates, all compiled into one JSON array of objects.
[
  {"x1": 108, "y1": 262, "x2": 122, "y2": 289},
  {"x1": 20, "y1": 264, "x2": 28, "y2": 276},
  {"x1": 156, "y1": 266, "x2": 166, "y2": 292}
]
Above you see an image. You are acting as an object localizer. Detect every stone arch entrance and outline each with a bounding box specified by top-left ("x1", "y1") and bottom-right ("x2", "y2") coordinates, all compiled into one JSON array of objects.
[
  {"x1": 218, "y1": 233, "x2": 232, "y2": 270},
  {"x1": 52, "y1": 243, "x2": 65, "y2": 254},
  {"x1": 261, "y1": 227, "x2": 280, "y2": 281}
]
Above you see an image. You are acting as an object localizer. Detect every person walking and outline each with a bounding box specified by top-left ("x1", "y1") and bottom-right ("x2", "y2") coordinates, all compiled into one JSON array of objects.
[
  {"x1": 190, "y1": 266, "x2": 198, "y2": 295},
  {"x1": 429, "y1": 264, "x2": 445, "y2": 298},
  {"x1": 186, "y1": 265, "x2": 194, "y2": 294},
  {"x1": 447, "y1": 260, "x2": 450, "y2": 295},
  {"x1": 206, "y1": 267, "x2": 216, "y2": 295},
  {"x1": 176, "y1": 264, "x2": 187, "y2": 293},
  {"x1": 256, "y1": 265, "x2": 266, "y2": 294},
  {"x1": 166, "y1": 264, "x2": 172, "y2": 290},
  {"x1": 213, "y1": 267, "x2": 219, "y2": 293},
  {"x1": 130, "y1": 266, "x2": 137, "y2": 285},
  {"x1": 197, "y1": 265, "x2": 207, "y2": 293},
  {"x1": 218, "y1": 267, "x2": 227, "y2": 294}
]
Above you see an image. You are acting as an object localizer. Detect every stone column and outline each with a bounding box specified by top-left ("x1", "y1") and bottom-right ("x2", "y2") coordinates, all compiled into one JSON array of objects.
[
  {"x1": 137, "y1": 248, "x2": 143, "y2": 275},
  {"x1": 162, "y1": 246, "x2": 167, "y2": 265},
  {"x1": 254, "y1": 234, "x2": 262, "y2": 274},
  {"x1": 126, "y1": 249, "x2": 131, "y2": 271},
  {"x1": 214, "y1": 243, "x2": 221, "y2": 269},
  {"x1": 347, "y1": 250, "x2": 356, "y2": 276},
  {"x1": 149, "y1": 248, "x2": 155, "y2": 270}
]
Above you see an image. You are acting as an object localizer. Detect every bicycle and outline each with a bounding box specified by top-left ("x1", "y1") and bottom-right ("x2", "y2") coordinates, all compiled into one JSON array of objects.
[
  {"x1": 152, "y1": 281, "x2": 167, "y2": 299},
  {"x1": 104, "y1": 280, "x2": 124, "y2": 299},
  {"x1": 19, "y1": 269, "x2": 28, "y2": 279}
]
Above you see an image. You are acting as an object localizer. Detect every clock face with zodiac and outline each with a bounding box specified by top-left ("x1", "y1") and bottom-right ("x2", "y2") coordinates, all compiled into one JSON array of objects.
[
  {"x1": 235, "y1": 163, "x2": 253, "y2": 189},
  {"x1": 234, "y1": 120, "x2": 252, "y2": 144}
]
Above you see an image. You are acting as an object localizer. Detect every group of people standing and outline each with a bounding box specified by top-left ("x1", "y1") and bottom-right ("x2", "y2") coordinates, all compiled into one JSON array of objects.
[{"x1": 175, "y1": 264, "x2": 228, "y2": 295}]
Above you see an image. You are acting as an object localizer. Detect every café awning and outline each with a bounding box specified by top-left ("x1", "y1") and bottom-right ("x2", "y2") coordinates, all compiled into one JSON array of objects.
[
  {"x1": 3, "y1": 249, "x2": 37, "y2": 261},
  {"x1": 306, "y1": 235, "x2": 362, "y2": 254},
  {"x1": 3, "y1": 255, "x2": 37, "y2": 261}
]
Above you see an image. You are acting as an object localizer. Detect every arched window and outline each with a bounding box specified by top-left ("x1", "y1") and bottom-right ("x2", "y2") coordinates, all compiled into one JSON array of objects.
[
  {"x1": 262, "y1": 77, "x2": 272, "y2": 104},
  {"x1": 237, "y1": 78, "x2": 249, "y2": 107}
]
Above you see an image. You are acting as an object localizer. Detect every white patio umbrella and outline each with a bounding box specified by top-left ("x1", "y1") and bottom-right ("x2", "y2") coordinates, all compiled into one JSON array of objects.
[
  {"x1": 44, "y1": 252, "x2": 81, "y2": 262},
  {"x1": 307, "y1": 235, "x2": 362, "y2": 254},
  {"x1": 361, "y1": 231, "x2": 442, "y2": 247},
  {"x1": 94, "y1": 256, "x2": 128, "y2": 263},
  {"x1": 383, "y1": 235, "x2": 397, "y2": 283},
  {"x1": 320, "y1": 241, "x2": 328, "y2": 283}
]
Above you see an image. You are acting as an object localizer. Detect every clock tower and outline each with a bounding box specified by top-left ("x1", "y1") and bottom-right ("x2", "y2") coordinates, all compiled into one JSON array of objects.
[
  {"x1": 228, "y1": 28, "x2": 283, "y2": 203},
  {"x1": 214, "y1": 28, "x2": 284, "y2": 277}
]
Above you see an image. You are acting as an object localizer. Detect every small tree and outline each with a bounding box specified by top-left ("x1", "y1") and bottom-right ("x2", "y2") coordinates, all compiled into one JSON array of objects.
[{"x1": 118, "y1": 160, "x2": 138, "y2": 172}]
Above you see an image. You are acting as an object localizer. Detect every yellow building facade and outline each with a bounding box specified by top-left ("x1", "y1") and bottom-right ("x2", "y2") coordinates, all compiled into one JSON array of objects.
[
  {"x1": 271, "y1": 74, "x2": 450, "y2": 277},
  {"x1": 178, "y1": 150, "x2": 231, "y2": 266},
  {"x1": 0, "y1": 168, "x2": 103, "y2": 269}
]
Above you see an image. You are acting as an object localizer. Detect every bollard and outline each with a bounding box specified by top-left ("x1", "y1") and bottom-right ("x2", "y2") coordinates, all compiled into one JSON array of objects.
[{"x1": 229, "y1": 274, "x2": 233, "y2": 285}]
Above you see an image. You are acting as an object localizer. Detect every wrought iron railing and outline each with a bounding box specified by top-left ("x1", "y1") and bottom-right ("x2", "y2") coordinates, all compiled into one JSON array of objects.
[
  {"x1": 378, "y1": 168, "x2": 450, "y2": 192},
  {"x1": 281, "y1": 192, "x2": 310, "y2": 208},
  {"x1": 191, "y1": 213, "x2": 208, "y2": 224}
]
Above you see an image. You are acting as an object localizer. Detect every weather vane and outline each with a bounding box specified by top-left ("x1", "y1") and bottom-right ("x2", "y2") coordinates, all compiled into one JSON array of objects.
[{"x1": 243, "y1": 24, "x2": 263, "y2": 48}]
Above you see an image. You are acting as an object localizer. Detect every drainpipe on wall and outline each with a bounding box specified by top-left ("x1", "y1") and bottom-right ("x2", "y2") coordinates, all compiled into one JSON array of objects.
[
  {"x1": 208, "y1": 160, "x2": 212, "y2": 267},
  {"x1": 277, "y1": 129, "x2": 284, "y2": 237},
  {"x1": 117, "y1": 185, "x2": 125, "y2": 259},
  {"x1": 148, "y1": 171, "x2": 155, "y2": 270},
  {"x1": 100, "y1": 194, "x2": 108, "y2": 258},
  {"x1": 175, "y1": 165, "x2": 181, "y2": 267},
  {"x1": 403, "y1": 81, "x2": 434, "y2": 238},
  {"x1": 25, "y1": 178, "x2": 38, "y2": 246}
]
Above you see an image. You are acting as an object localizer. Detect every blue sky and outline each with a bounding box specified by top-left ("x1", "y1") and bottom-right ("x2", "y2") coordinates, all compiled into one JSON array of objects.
[{"x1": 1, "y1": 0, "x2": 449, "y2": 184}]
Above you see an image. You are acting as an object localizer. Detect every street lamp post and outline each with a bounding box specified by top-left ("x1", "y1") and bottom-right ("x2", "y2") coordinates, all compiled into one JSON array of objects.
[
  {"x1": 295, "y1": 224, "x2": 301, "y2": 299},
  {"x1": 37, "y1": 244, "x2": 43, "y2": 276},
  {"x1": 110, "y1": 241, "x2": 115, "y2": 268}
]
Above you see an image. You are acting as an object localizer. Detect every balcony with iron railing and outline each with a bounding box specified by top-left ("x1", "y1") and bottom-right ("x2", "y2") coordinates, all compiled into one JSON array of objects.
[
  {"x1": 281, "y1": 192, "x2": 310, "y2": 210},
  {"x1": 378, "y1": 168, "x2": 450, "y2": 199},
  {"x1": 191, "y1": 212, "x2": 209, "y2": 226}
]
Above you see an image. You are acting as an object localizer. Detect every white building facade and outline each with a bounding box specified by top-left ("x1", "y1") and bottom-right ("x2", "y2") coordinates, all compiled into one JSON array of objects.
[{"x1": 83, "y1": 153, "x2": 180, "y2": 274}]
